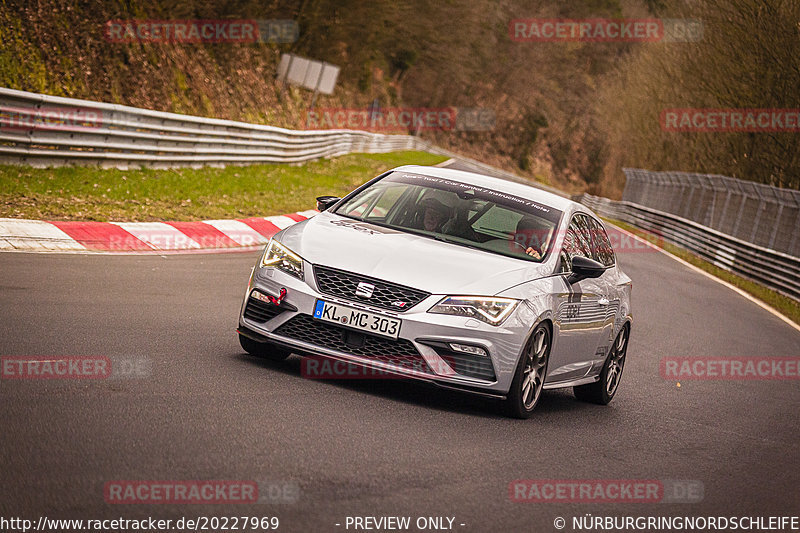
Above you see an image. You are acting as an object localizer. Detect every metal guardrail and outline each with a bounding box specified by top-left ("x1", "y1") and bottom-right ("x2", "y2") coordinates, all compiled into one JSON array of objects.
[
  {"x1": 0, "y1": 87, "x2": 565, "y2": 199},
  {"x1": 580, "y1": 194, "x2": 800, "y2": 301},
  {"x1": 623, "y1": 168, "x2": 800, "y2": 257},
  {"x1": 0, "y1": 87, "x2": 423, "y2": 168}
]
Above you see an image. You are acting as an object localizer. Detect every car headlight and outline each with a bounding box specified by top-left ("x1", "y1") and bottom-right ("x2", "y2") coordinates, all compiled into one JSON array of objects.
[
  {"x1": 259, "y1": 239, "x2": 304, "y2": 279},
  {"x1": 428, "y1": 296, "x2": 519, "y2": 325}
]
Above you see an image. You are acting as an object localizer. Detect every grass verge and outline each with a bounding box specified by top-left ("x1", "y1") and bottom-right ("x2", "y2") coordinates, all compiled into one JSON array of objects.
[
  {"x1": 605, "y1": 218, "x2": 800, "y2": 326},
  {"x1": 0, "y1": 151, "x2": 447, "y2": 221}
]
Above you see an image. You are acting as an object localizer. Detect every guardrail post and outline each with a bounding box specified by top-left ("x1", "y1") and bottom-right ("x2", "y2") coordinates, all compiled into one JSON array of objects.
[
  {"x1": 705, "y1": 180, "x2": 716, "y2": 228},
  {"x1": 749, "y1": 199, "x2": 765, "y2": 244},
  {"x1": 731, "y1": 192, "x2": 748, "y2": 238},
  {"x1": 719, "y1": 189, "x2": 732, "y2": 233},
  {"x1": 768, "y1": 203, "x2": 784, "y2": 249},
  {"x1": 789, "y1": 210, "x2": 800, "y2": 257},
  {"x1": 683, "y1": 181, "x2": 696, "y2": 219}
]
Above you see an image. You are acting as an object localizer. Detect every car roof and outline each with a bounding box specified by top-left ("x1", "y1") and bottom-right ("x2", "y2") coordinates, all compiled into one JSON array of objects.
[{"x1": 393, "y1": 165, "x2": 578, "y2": 213}]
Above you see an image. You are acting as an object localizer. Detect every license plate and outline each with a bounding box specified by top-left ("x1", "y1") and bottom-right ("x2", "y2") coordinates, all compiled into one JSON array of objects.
[{"x1": 313, "y1": 300, "x2": 401, "y2": 339}]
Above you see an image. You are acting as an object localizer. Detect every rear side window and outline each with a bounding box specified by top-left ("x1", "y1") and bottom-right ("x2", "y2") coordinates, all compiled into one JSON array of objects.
[
  {"x1": 559, "y1": 214, "x2": 594, "y2": 272},
  {"x1": 588, "y1": 217, "x2": 615, "y2": 267}
]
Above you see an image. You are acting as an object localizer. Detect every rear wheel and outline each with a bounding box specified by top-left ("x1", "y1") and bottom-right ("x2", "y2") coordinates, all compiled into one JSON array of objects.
[
  {"x1": 504, "y1": 324, "x2": 550, "y2": 419},
  {"x1": 574, "y1": 324, "x2": 629, "y2": 405},
  {"x1": 239, "y1": 333, "x2": 292, "y2": 361}
]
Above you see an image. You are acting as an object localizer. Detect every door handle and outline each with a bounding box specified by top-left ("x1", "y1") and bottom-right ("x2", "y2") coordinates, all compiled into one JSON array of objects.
[{"x1": 598, "y1": 297, "x2": 610, "y2": 306}]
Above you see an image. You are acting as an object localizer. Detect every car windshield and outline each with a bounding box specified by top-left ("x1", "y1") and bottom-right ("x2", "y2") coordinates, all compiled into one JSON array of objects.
[{"x1": 334, "y1": 171, "x2": 562, "y2": 262}]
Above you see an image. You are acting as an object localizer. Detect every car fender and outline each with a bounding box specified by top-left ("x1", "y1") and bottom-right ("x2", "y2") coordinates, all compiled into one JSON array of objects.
[{"x1": 498, "y1": 276, "x2": 561, "y2": 375}]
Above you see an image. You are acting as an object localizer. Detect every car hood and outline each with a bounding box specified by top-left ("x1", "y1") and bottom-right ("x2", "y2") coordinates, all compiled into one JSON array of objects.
[{"x1": 278, "y1": 212, "x2": 553, "y2": 295}]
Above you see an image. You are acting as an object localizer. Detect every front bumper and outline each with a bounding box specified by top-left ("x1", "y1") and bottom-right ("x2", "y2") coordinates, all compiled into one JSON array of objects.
[{"x1": 238, "y1": 265, "x2": 534, "y2": 395}]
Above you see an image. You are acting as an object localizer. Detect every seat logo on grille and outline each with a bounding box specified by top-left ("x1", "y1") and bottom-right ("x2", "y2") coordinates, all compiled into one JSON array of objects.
[{"x1": 355, "y1": 282, "x2": 375, "y2": 298}]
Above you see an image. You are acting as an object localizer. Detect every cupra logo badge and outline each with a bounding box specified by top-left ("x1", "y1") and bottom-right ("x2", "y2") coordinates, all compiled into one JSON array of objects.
[{"x1": 355, "y1": 282, "x2": 375, "y2": 298}]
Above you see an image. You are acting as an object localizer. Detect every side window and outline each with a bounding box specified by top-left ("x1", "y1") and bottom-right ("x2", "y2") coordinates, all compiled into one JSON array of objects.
[
  {"x1": 389, "y1": 186, "x2": 426, "y2": 227},
  {"x1": 363, "y1": 184, "x2": 405, "y2": 221},
  {"x1": 589, "y1": 217, "x2": 615, "y2": 267},
  {"x1": 341, "y1": 187, "x2": 382, "y2": 218},
  {"x1": 559, "y1": 214, "x2": 593, "y2": 272}
]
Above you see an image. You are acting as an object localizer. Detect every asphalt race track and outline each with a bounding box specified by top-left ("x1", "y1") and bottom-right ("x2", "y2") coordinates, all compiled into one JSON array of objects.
[{"x1": 1, "y1": 165, "x2": 799, "y2": 531}]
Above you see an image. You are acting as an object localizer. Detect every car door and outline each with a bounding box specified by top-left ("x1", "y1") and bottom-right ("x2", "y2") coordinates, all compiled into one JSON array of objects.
[
  {"x1": 547, "y1": 213, "x2": 611, "y2": 384},
  {"x1": 585, "y1": 215, "x2": 621, "y2": 369}
]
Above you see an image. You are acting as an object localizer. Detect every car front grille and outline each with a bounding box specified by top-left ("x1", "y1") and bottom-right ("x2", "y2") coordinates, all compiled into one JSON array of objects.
[
  {"x1": 243, "y1": 297, "x2": 285, "y2": 323},
  {"x1": 313, "y1": 265, "x2": 431, "y2": 312},
  {"x1": 273, "y1": 314, "x2": 431, "y2": 373}
]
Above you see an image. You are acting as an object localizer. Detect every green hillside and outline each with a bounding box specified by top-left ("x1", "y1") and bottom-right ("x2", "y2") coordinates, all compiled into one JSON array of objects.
[{"x1": 1, "y1": 0, "x2": 797, "y2": 195}]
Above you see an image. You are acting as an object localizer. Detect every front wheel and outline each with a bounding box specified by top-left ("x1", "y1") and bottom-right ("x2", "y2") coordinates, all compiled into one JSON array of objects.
[
  {"x1": 503, "y1": 323, "x2": 550, "y2": 419},
  {"x1": 239, "y1": 333, "x2": 292, "y2": 361},
  {"x1": 574, "y1": 324, "x2": 629, "y2": 405}
]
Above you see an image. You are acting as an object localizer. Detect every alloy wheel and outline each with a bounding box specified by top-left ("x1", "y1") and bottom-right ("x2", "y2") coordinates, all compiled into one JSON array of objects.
[
  {"x1": 522, "y1": 327, "x2": 549, "y2": 409},
  {"x1": 605, "y1": 327, "x2": 628, "y2": 396}
]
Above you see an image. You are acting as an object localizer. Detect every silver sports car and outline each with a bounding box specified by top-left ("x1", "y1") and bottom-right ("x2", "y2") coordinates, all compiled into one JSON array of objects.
[{"x1": 238, "y1": 165, "x2": 632, "y2": 418}]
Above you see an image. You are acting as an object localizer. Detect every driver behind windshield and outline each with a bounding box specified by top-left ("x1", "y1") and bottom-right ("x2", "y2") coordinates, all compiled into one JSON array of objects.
[{"x1": 417, "y1": 197, "x2": 452, "y2": 232}]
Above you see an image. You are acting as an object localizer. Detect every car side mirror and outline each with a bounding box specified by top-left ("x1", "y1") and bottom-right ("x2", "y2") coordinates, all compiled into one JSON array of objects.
[
  {"x1": 316, "y1": 195, "x2": 341, "y2": 212},
  {"x1": 566, "y1": 256, "x2": 606, "y2": 285}
]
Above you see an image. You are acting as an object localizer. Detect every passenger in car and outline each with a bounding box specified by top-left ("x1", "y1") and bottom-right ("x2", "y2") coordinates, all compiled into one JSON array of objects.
[{"x1": 512, "y1": 216, "x2": 552, "y2": 260}]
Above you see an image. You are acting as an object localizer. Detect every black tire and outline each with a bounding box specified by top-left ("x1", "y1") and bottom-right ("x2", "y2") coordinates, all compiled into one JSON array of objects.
[
  {"x1": 574, "y1": 324, "x2": 629, "y2": 405},
  {"x1": 239, "y1": 333, "x2": 292, "y2": 361},
  {"x1": 503, "y1": 323, "x2": 551, "y2": 419}
]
